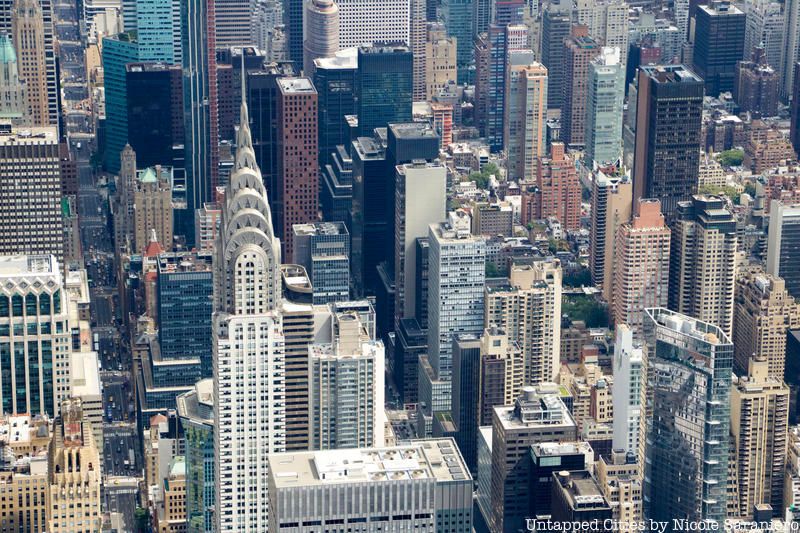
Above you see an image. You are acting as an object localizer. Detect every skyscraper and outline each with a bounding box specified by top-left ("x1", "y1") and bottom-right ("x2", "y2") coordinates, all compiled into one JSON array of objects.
[
  {"x1": 504, "y1": 59, "x2": 547, "y2": 181},
  {"x1": 540, "y1": 6, "x2": 571, "y2": 109},
  {"x1": 692, "y1": 1, "x2": 745, "y2": 96},
  {"x1": 425, "y1": 23, "x2": 458, "y2": 100},
  {"x1": 120, "y1": 0, "x2": 177, "y2": 63},
  {"x1": 0, "y1": 127, "x2": 63, "y2": 263},
  {"x1": 612, "y1": 199, "x2": 671, "y2": 332},
  {"x1": 11, "y1": 0, "x2": 57, "y2": 127},
  {"x1": 781, "y1": 0, "x2": 800, "y2": 99},
  {"x1": 485, "y1": 261, "x2": 562, "y2": 385},
  {"x1": 102, "y1": 32, "x2": 141, "y2": 173},
  {"x1": 442, "y1": 0, "x2": 474, "y2": 83},
  {"x1": 730, "y1": 357, "x2": 789, "y2": 519},
  {"x1": 427, "y1": 211, "x2": 486, "y2": 383},
  {"x1": 214, "y1": 0, "x2": 254, "y2": 48},
  {"x1": 213, "y1": 88, "x2": 284, "y2": 532},
  {"x1": 585, "y1": 47, "x2": 625, "y2": 166},
  {"x1": 292, "y1": 222, "x2": 350, "y2": 304},
  {"x1": 669, "y1": 195, "x2": 738, "y2": 339},
  {"x1": 766, "y1": 201, "x2": 800, "y2": 299},
  {"x1": 314, "y1": 49, "x2": 357, "y2": 167},
  {"x1": 632, "y1": 65, "x2": 703, "y2": 220},
  {"x1": 309, "y1": 311, "x2": 385, "y2": 449},
  {"x1": 0, "y1": 255, "x2": 72, "y2": 418},
  {"x1": 611, "y1": 324, "x2": 643, "y2": 456},
  {"x1": 303, "y1": 0, "x2": 339, "y2": 75},
  {"x1": 356, "y1": 44, "x2": 413, "y2": 136},
  {"x1": 487, "y1": 386, "x2": 578, "y2": 533},
  {"x1": 743, "y1": 0, "x2": 783, "y2": 79},
  {"x1": 733, "y1": 267, "x2": 800, "y2": 379},
  {"x1": 485, "y1": 24, "x2": 527, "y2": 152},
  {"x1": 267, "y1": 440, "x2": 473, "y2": 532},
  {"x1": 534, "y1": 142, "x2": 581, "y2": 230},
  {"x1": 0, "y1": 34, "x2": 28, "y2": 124},
  {"x1": 394, "y1": 160, "x2": 447, "y2": 327},
  {"x1": 284, "y1": 0, "x2": 303, "y2": 65},
  {"x1": 182, "y1": 0, "x2": 218, "y2": 247},
  {"x1": 642, "y1": 308, "x2": 732, "y2": 527},
  {"x1": 133, "y1": 166, "x2": 174, "y2": 253},
  {"x1": 734, "y1": 46, "x2": 780, "y2": 118},
  {"x1": 589, "y1": 165, "x2": 632, "y2": 302},
  {"x1": 574, "y1": 0, "x2": 629, "y2": 65},
  {"x1": 275, "y1": 77, "x2": 318, "y2": 259},
  {"x1": 562, "y1": 28, "x2": 600, "y2": 147}
]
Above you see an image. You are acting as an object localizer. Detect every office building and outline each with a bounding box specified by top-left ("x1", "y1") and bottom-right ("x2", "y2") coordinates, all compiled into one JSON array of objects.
[
  {"x1": 292, "y1": 222, "x2": 350, "y2": 304},
  {"x1": 471, "y1": 202, "x2": 513, "y2": 236},
  {"x1": 731, "y1": 357, "x2": 789, "y2": 519},
  {"x1": 585, "y1": 47, "x2": 625, "y2": 166},
  {"x1": 275, "y1": 77, "x2": 318, "y2": 258},
  {"x1": 632, "y1": 65, "x2": 703, "y2": 220},
  {"x1": 442, "y1": 0, "x2": 474, "y2": 83},
  {"x1": 767, "y1": 201, "x2": 800, "y2": 299},
  {"x1": 453, "y1": 329, "x2": 523, "y2": 471},
  {"x1": 394, "y1": 160, "x2": 447, "y2": 327},
  {"x1": 102, "y1": 33, "x2": 141, "y2": 173},
  {"x1": 391, "y1": 317, "x2": 426, "y2": 405},
  {"x1": 485, "y1": 261, "x2": 562, "y2": 385},
  {"x1": 125, "y1": 63, "x2": 184, "y2": 170},
  {"x1": 182, "y1": 0, "x2": 218, "y2": 246},
  {"x1": 320, "y1": 145, "x2": 353, "y2": 223},
  {"x1": 157, "y1": 255, "x2": 214, "y2": 377},
  {"x1": 611, "y1": 324, "x2": 643, "y2": 456},
  {"x1": 213, "y1": 91, "x2": 284, "y2": 532},
  {"x1": 0, "y1": 127, "x2": 63, "y2": 263},
  {"x1": 642, "y1": 308, "x2": 733, "y2": 526},
  {"x1": 309, "y1": 311, "x2": 385, "y2": 449},
  {"x1": 0, "y1": 34, "x2": 28, "y2": 125},
  {"x1": 47, "y1": 399, "x2": 101, "y2": 533},
  {"x1": 303, "y1": 0, "x2": 338, "y2": 75},
  {"x1": 214, "y1": 0, "x2": 254, "y2": 48},
  {"x1": 782, "y1": 0, "x2": 800, "y2": 99},
  {"x1": 484, "y1": 24, "x2": 527, "y2": 151},
  {"x1": 540, "y1": 6, "x2": 571, "y2": 109},
  {"x1": 428, "y1": 211, "x2": 486, "y2": 382},
  {"x1": 356, "y1": 44, "x2": 412, "y2": 136},
  {"x1": 133, "y1": 166, "x2": 174, "y2": 253},
  {"x1": 669, "y1": 195, "x2": 738, "y2": 339},
  {"x1": 735, "y1": 46, "x2": 780, "y2": 117},
  {"x1": 551, "y1": 471, "x2": 612, "y2": 524},
  {"x1": 425, "y1": 23, "x2": 458, "y2": 100},
  {"x1": 534, "y1": 142, "x2": 581, "y2": 230},
  {"x1": 314, "y1": 49, "x2": 356, "y2": 167},
  {"x1": 590, "y1": 166, "x2": 631, "y2": 302},
  {"x1": 487, "y1": 385, "x2": 578, "y2": 532},
  {"x1": 120, "y1": 0, "x2": 177, "y2": 62},
  {"x1": 692, "y1": 1, "x2": 745, "y2": 96},
  {"x1": 11, "y1": 0, "x2": 54, "y2": 127},
  {"x1": 505, "y1": 60, "x2": 547, "y2": 181},
  {"x1": 612, "y1": 199, "x2": 670, "y2": 332},
  {"x1": 336, "y1": 0, "x2": 411, "y2": 49},
  {"x1": 562, "y1": 29, "x2": 600, "y2": 147},
  {"x1": 574, "y1": 0, "x2": 628, "y2": 65},
  {"x1": 743, "y1": 0, "x2": 783, "y2": 80},
  {"x1": 734, "y1": 268, "x2": 800, "y2": 379},
  {"x1": 528, "y1": 442, "x2": 593, "y2": 519},
  {"x1": 0, "y1": 255, "x2": 73, "y2": 418},
  {"x1": 267, "y1": 439, "x2": 473, "y2": 532},
  {"x1": 177, "y1": 379, "x2": 215, "y2": 533},
  {"x1": 0, "y1": 414, "x2": 50, "y2": 532}
]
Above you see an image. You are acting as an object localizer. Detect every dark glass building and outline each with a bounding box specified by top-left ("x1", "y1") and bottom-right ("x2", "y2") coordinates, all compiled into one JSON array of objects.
[
  {"x1": 356, "y1": 44, "x2": 413, "y2": 137},
  {"x1": 320, "y1": 144, "x2": 353, "y2": 223},
  {"x1": 529, "y1": 443, "x2": 591, "y2": 518},
  {"x1": 452, "y1": 334, "x2": 482, "y2": 472},
  {"x1": 632, "y1": 64, "x2": 704, "y2": 220},
  {"x1": 540, "y1": 6, "x2": 571, "y2": 110},
  {"x1": 692, "y1": 1, "x2": 745, "y2": 96},
  {"x1": 125, "y1": 63, "x2": 183, "y2": 170},
  {"x1": 392, "y1": 317, "x2": 427, "y2": 405},
  {"x1": 314, "y1": 51, "x2": 358, "y2": 167},
  {"x1": 157, "y1": 255, "x2": 213, "y2": 377}
]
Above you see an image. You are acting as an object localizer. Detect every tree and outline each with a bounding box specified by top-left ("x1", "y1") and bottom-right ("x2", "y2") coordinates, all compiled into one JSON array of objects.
[
  {"x1": 467, "y1": 162, "x2": 501, "y2": 190},
  {"x1": 717, "y1": 149, "x2": 744, "y2": 167},
  {"x1": 134, "y1": 507, "x2": 151, "y2": 533},
  {"x1": 698, "y1": 184, "x2": 741, "y2": 203},
  {"x1": 562, "y1": 296, "x2": 609, "y2": 327},
  {"x1": 486, "y1": 261, "x2": 501, "y2": 277}
]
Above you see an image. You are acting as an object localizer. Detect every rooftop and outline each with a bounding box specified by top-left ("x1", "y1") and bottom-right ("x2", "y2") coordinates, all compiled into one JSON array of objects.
[
  {"x1": 314, "y1": 47, "x2": 358, "y2": 70},
  {"x1": 277, "y1": 77, "x2": 315, "y2": 94},
  {"x1": 495, "y1": 384, "x2": 576, "y2": 431},
  {"x1": 293, "y1": 221, "x2": 348, "y2": 237},
  {"x1": 642, "y1": 64, "x2": 703, "y2": 83},
  {"x1": 268, "y1": 439, "x2": 471, "y2": 489},
  {"x1": 646, "y1": 307, "x2": 731, "y2": 345},
  {"x1": 0, "y1": 255, "x2": 59, "y2": 278},
  {"x1": 0, "y1": 127, "x2": 59, "y2": 146}
]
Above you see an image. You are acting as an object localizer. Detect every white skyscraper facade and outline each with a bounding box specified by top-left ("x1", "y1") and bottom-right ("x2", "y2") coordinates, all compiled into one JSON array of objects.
[
  {"x1": 213, "y1": 90, "x2": 286, "y2": 532},
  {"x1": 612, "y1": 324, "x2": 643, "y2": 456},
  {"x1": 427, "y1": 211, "x2": 486, "y2": 383},
  {"x1": 585, "y1": 47, "x2": 625, "y2": 167},
  {"x1": 309, "y1": 311, "x2": 385, "y2": 450}
]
